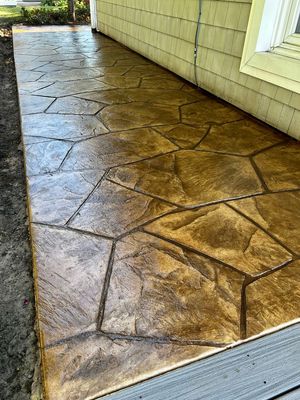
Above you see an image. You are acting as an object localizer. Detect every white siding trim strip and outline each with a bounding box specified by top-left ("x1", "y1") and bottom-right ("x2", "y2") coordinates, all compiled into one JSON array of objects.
[{"x1": 103, "y1": 324, "x2": 300, "y2": 400}]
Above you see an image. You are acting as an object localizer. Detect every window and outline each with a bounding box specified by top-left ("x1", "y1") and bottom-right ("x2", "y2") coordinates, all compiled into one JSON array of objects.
[
  {"x1": 241, "y1": 0, "x2": 300, "y2": 94},
  {"x1": 296, "y1": 13, "x2": 300, "y2": 33}
]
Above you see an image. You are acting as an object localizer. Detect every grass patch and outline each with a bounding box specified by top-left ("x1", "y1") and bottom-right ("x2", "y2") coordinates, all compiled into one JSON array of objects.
[
  {"x1": 0, "y1": 6, "x2": 22, "y2": 24},
  {"x1": 0, "y1": 1, "x2": 90, "y2": 26}
]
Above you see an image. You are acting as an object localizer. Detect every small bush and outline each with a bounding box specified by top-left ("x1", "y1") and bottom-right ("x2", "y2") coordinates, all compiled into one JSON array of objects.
[
  {"x1": 21, "y1": 7, "x2": 68, "y2": 25},
  {"x1": 41, "y1": 0, "x2": 56, "y2": 6},
  {"x1": 20, "y1": 0, "x2": 90, "y2": 25}
]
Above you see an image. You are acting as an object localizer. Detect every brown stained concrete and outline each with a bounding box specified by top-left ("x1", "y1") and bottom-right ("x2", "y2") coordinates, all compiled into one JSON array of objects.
[
  {"x1": 46, "y1": 96, "x2": 105, "y2": 115},
  {"x1": 198, "y1": 119, "x2": 286, "y2": 155},
  {"x1": 44, "y1": 335, "x2": 214, "y2": 400},
  {"x1": 145, "y1": 205, "x2": 292, "y2": 276},
  {"x1": 101, "y1": 232, "x2": 244, "y2": 342},
  {"x1": 246, "y1": 260, "x2": 300, "y2": 337},
  {"x1": 22, "y1": 113, "x2": 108, "y2": 140},
  {"x1": 107, "y1": 150, "x2": 264, "y2": 207},
  {"x1": 28, "y1": 170, "x2": 105, "y2": 225},
  {"x1": 68, "y1": 180, "x2": 176, "y2": 237},
  {"x1": 13, "y1": 25, "x2": 300, "y2": 400},
  {"x1": 31, "y1": 224, "x2": 112, "y2": 346}
]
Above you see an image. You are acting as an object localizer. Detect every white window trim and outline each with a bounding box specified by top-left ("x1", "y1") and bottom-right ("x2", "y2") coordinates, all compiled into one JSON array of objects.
[
  {"x1": 240, "y1": 0, "x2": 300, "y2": 94},
  {"x1": 90, "y1": 0, "x2": 98, "y2": 30},
  {"x1": 271, "y1": 0, "x2": 300, "y2": 47}
]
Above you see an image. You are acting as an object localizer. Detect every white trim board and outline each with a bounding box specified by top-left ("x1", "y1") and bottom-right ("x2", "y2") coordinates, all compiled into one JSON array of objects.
[
  {"x1": 277, "y1": 389, "x2": 300, "y2": 399},
  {"x1": 90, "y1": 0, "x2": 98, "y2": 30},
  {"x1": 103, "y1": 324, "x2": 300, "y2": 400},
  {"x1": 241, "y1": 0, "x2": 300, "y2": 94}
]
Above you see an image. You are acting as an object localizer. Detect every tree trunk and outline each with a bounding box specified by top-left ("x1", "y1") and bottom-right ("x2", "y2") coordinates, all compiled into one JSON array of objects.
[{"x1": 68, "y1": 0, "x2": 76, "y2": 22}]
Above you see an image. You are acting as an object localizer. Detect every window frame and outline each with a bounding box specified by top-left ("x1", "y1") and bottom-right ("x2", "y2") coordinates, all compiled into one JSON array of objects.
[
  {"x1": 90, "y1": 0, "x2": 98, "y2": 30},
  {"x1": 240, "y1": 0, "x2": 300, "y2": 94}
]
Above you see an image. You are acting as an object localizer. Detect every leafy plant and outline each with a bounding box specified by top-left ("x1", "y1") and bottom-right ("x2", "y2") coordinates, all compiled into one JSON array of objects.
[
  {"x1": 20, "y1": 0, "x2": 90, "y2": 25},
  {"x1": 41, "y1": 0, "x2": 56, "y2": 6}
]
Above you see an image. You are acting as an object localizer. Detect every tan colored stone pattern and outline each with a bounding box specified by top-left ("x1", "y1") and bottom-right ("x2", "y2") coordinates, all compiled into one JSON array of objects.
[
  {"x1": 14, "y1": 26, "x2": 300, "y2": 400},
  {"x1": 230, "y1": 191, "x2": 300, "y2": 255},
  {"x1": 155, "y1": 124, "x2": 208, "y2": 148},
  {"x1": 108, "y1": 150, "x2": 264, "y2": 206},
  {"x1": 246, "y1": 260, "x2": 300, "y2": 337},
  {"x1": 31, "y1": 224, "x2": 112, "y2": 346},
  {"x1": 61, "y1": 127, "x2": 177, "y2": 171},
  {"x1": 69, "y1": 180, "x2": 176, "y2": 237},
  {"x1": 28, "y1": 170, "x2": 105, "y2": 224},
  {"x1": 253, "y1": 142, "x2": 300, "y2": 190},
  {"x1": 101, "y1": 232, "x2": 244, "y2": 342},
  {"x1": 145, "y1": 205, "x2": 292, "y2": 276},
  {"x1": 99, "y1": 102, "x2": 180, "y2": 130},
  {"x1": 198, "y1": 120, "x2": 285, "y2": 155},
  {"x1": 44, "y1": 334, "x2": 215, "y2": 400}
]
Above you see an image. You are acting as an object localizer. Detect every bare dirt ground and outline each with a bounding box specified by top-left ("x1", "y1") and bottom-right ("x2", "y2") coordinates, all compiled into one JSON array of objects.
[{"x1": 0, "y1": 25, "x2": 37, "y2": 400}]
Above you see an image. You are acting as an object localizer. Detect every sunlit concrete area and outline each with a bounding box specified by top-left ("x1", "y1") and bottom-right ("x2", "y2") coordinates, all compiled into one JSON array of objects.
[{"x1": 13, "y1": 25, "x2": 300, "y2": 400}]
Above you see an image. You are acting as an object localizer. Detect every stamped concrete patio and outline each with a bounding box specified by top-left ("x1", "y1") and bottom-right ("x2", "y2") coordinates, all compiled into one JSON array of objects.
[{"x1": 13, "y1": 25, "x2": 300, "y2": 400}]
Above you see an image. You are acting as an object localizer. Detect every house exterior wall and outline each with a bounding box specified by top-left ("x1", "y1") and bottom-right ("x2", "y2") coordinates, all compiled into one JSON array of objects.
[{"x1": 95, "y1": 0, "x2": 300, "y2": 139}]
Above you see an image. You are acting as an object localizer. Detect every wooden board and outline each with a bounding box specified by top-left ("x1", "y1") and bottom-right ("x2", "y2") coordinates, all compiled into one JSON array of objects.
[
  {"x1": 104, "y1": 324, "x2": 300, "y2": 400},
  {"x1": 276, "y1": 388, "x2": 300, "y2": 399}
]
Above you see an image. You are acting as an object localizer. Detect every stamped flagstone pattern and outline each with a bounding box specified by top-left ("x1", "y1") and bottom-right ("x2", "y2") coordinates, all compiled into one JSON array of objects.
[
  {"x1": 230, "y1": 191, "x2": 300, "y2": 255},
  {"x1": 198, "y1": 119, "x2": 285, "y2": 155},
  {"x1": 253, "y1": 142, "x2": 300, "y2": 190},
  {"x1": 31, "y1": 224, "x2": 112, "y2": 345},
  {"x1": 14, "y1": 25, "x2": 300, "y2": 400},
  {"x1": 24, "y1": 139, "x2": 72, "y2": 176},
  {"x1": 140, "y1": 76, "x2": 184, "y2": 89},
  {"x1": 33, "y1": 78, "x2": 113, "y2": 97},
  {"x1": 115, "y1": 56, "x2": 150, "y2": 66},
  {"x1": 19, "y1": 94, "x2": 55, "y2": 115},
  {"x1": 155, "y1": 124, "x2": 208, "y2": 149},
  {"x1": 69, "y1": 180, "x2": 176, "y2": 237},
  {"x1": 108, "y1": 150, "x2": 264, "y2": 207},
  {"x1": 28, "y1": 170, "x2": 104, "y2": 224},
  {"x1": 181, "y1": 99, "x2": 243, "y2": 126},
  {"x1": 44, "y1": 334, "x2": 215, "y2": 400},
  {"x1": 101, "y1": 232, "x2": 244, "y2": 342},
  {"x1": 124, "y1": 64, "x2": 170, "y2": 78},
  {"x1": 246, "y1": 260, "x2": 300, "y2": 337},
  {"x1": 99, "y1": 102, "x2": 180, "y2": 131},
  {"x1": 39, "y1": 67, "x2": 104, "y2": 82},
  {"x1": 61, "y1": 127, "x2": 177, "y2": 171},
  {"x1": 35, "y1": 61, "x2": 79, "y2": 73},
  {"x1": 46, "y1": 96, "x2": 104, "y2": 115},
  {"x1": 37, "y1": 52, "x2": 88, "y2": 63},
  {"x1": 16, "y1": 70, "x2": 44, "y2": 83},
  {"x1": 22, "y1": 113, "x2": 108, "y2": 140},
  {"x1": 76, "y1": 88, "x2": 199, "y2": 106},
  {"x1": 145, "y1": 205, "x2": 292, "y2": 276},
  {"x1": 97, "y1": 75, "x2": 141, "y2": 89},
  {"x1": 19, "y1": 80, "x2": 56, "y2": 95},
  {"x1": 97, "y1": 65, "x2": 132, "y2": 75}
]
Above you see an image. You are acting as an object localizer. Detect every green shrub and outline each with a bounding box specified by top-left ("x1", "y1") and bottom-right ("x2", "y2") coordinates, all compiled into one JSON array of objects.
[
  {"x1": 20, "y1": 0, "x2": 90, "y2": 25},
  {"x1": 41, "y1": 0, "x2": 56, "y2": 6}
]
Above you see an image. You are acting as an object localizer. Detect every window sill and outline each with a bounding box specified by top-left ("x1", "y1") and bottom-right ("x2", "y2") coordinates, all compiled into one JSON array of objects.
[
  {"x1": 240, "y1": 51, "x2": 300, "y2": 94},
  {"x1": 272, "y1": 44, "x2": 300, "y2": 61},
  {"x1": 272, "y1": 33, "x2": 300, "y2": 61}
]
